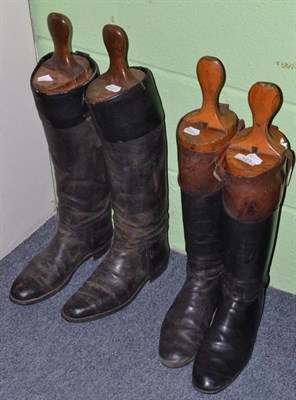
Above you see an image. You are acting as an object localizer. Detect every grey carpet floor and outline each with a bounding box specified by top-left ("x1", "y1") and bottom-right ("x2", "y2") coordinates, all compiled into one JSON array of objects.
[{"x1": 0, "y1": 217, "x2": 295, "y2": 400}]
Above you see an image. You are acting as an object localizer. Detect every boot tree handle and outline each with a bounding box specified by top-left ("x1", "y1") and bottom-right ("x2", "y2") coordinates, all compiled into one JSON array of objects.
[
  {"x1": 193, "y1": 56, "x2": 226, "y2": 132},
  {"x1": 101, "y1": 24, "x2": 139, "y2": 88},
  {"x1": 43, "y1": 13, "x2": 87, "y2": 79},
  {"x1": 233, "y1": 82, "x2": 284, "y2": 157}
]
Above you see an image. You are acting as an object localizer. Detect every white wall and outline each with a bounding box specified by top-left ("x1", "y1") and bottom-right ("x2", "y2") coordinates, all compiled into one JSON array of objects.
[{"x1": 0, "y1": 0, "x2": 55, "y2": 259}]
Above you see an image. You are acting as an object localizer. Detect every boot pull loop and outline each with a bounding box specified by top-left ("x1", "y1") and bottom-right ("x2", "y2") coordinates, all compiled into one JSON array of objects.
[
  {"x1": 284, "y1": 148, "x2": 295, "y2": 186},
  {"x1": 213, "y1": 146, "x2": 228, "y2": 182},
  {"x1": 101, "y1": 24, "x2": 141, "y2": 89},
  {"x1": 44, "y1": 13, "x2": 88, "y2": 83},
  {"x1": 213, "y1": 164, "x2": 223, "y2": 182},
  {"x1": 193, "y1": 56, "x2": 227, "y2": 133}
]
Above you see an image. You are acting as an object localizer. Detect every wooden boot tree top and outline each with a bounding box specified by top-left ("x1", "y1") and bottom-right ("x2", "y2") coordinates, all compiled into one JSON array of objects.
[
  {"x1": 32, "y1": 13, "x2": 92, "y2": 94},
  {"x1": 178, "y1": 56, "x2": 238, "y2": 152},
  {"x1": 86, "y1": 24, "x2": 145, "y2": 104},
  {"x1": 223, "y1": 82, "x2": 287, "y2": 176}
]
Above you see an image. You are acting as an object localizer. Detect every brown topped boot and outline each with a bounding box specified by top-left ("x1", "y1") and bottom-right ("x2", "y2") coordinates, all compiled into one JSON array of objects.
[
  {"x1": 193, "y1": 82, "x2": 294, "y2": 394},
  {"x1": 159, "y1": 57, "x2": 244, "y2": 368}
]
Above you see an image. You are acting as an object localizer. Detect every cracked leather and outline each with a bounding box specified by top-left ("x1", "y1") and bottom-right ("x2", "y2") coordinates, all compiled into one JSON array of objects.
[
  {"x1": 177, "y1": 119, "x2": 245, "y2": 196},
  {"x1": 192, "y1": 208, "x2": 281, "y2": 393},
  {"x1": 220, "y1": 150, "x2": 292, "y2": 221},
  {"x1": 159, "y1": 189, "x2": 223, "y2": 367},
  {"x1": 10, "y1": 52, "x2": 112, "y2": 305},
  {"x1": 62, "y1": 69, "x2": 169, "y2": 322}
]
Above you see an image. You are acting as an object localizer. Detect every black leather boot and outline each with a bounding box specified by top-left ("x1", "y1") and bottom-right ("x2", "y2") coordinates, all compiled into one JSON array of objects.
[
  {"x1": 10, "y1": 51, "x2": 113, "y2": 305},
  {"x1": 61, "y1": 65, "x2": 169, "y2": 322},
  {"x1": 193, "y1": 208, "x2": 283, "y2": 393},
  {"x1": 159, "y1": 56, "x2": 242, "y2": 368},
  {"x1": 159, "y1": 190, "x2": 223, "y2": 367},
  {"x1": 193, "y1": 82, "x2": 294, "y2": 393}
]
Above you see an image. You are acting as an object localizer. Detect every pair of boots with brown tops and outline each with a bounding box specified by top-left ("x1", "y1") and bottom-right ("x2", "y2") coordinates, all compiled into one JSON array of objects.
[
  {"x1": 159, "y1": 56, "x2": 294, "y2": 393},
  {"x1": 10, "y1": 13, "x2": 169, "y2": 322}
]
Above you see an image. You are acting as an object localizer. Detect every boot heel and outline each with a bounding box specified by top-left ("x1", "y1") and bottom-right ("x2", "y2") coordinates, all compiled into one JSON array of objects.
[
  {"x1": 92, "y1": 239, "x2": 111, "y2": 260},
  {"x1": 150, "y1": 255, "x2": 169, "y2": 282}
]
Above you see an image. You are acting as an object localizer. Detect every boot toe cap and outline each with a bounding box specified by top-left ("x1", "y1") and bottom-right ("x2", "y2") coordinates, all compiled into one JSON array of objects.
[
  {"x1": 159, "y1": 333, "x2": 197, "y2": 368},
  {"x1": 61, "y1": 294, "x2": 100, "y2": 322},
  {"x1": 62, "y1": 303, "x2": 88, "y2": 322},
  {"x1": 159, "y1": 349, "x2": 195, "y2": 368},
  {"x1": 159, "y1": 322, "x2": 198, "y2": 368},
  {"x1": 10, "y1": 278, "x2": 44, "y2": 304},
  {"x1": 192, "y1": 356, "x2": 231, "y2": 394},
  {"x1": 192, "y1": 372, "x2": 223, "y2": 394}
]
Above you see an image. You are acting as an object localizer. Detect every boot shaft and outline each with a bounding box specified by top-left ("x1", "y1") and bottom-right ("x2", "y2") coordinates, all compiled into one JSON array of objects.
[
  {"x1": 218, "y1": 83, "x2": 295, "y2": 302},
  {"x1": 31, "y1": 51, "x2": 111, "y2": 228},
  {"x1": 222, "y1": 208, "x2": 280, "y2": 299},
  {"x1": 84, "y1": 26, "x2": 168, "y2": 245},
  {"x1": 176, "y1": 57, "x2": 242, "y2": 270},
  {"x1": 31, "y1": 51, "x2": 98, "y2": 129},
  {"x1": 220, "y1": 151, "x2": 290, "y2": 298},
  {"x1": 100, "y1": 124, "x2": 168, "y2": 244},
  {"x1": 87, "y1": 67, "x2": 164, "y2": 142},
  {"x1": 181, "y1": 190, "x2": 223, "y2": 268},
  {"x1": 42, "y1": 118, "x2": 111, "y2": 227},
  {"x1": 220, "y1": 152, "x2": 292, "y2": 222},
  {"x1": 86, "y1": 66, "x2": 168, "y2": 246}
]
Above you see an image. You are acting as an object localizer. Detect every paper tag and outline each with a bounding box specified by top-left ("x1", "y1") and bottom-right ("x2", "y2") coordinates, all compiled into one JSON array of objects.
[
  {"x1": 234, "y1": 153, "x2": 263, "y2": 166},
  {"x1": 280, "y1": 138, "x2": 288, "y2": 149},
  {"x1": 105, "y1": 84, "x2": 121, "y2": 93},
  {"x1": 37, "y1": 74, "x2": 53, "y2": 82},
  {"x1": 184, "y1": 126, "x2": 201, "y2": 136},
  {"x1": 213, "y1": 169, "x2": 222, "y2": 182}
]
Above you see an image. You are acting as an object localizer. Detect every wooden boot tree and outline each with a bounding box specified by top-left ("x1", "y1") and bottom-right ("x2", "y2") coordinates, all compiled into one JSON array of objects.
[
  {"x1": 86, "y1": 24, "x2": 145, "y2": 103},
  {"x1": 178, "y1": 56, "x2": 238, "y2": 152},
  {"x1": 32, "y1": 13, "x2": 92, "y2": 94},
  {"x1": 223, "y1": 82, "x2": 287, "y2": 176}
]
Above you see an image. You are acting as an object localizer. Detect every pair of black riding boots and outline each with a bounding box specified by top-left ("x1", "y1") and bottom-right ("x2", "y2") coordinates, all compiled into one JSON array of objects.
[
  {"x1": 159, "y1": 131, "x2": 292, "y2": 393},
  {"x1": 10, "y1": 52, "x2": 169, "y2": 322}
]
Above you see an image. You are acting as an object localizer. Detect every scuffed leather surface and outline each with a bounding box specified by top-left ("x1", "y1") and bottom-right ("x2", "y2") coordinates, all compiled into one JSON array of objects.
[
  {"x1": 103, "y1": 124, "x2": 168, "y2": 245},
  {"x1": 86, "y1": 68, "x2": 164, "y2": 142},
  {"x1": 10, "y1": 222, "x2": 111, "y2": 303},
  {"x1": 221, "y1": 149, "x2": 292, "y2": 221},
  {"x1": 177, "y1": 146, "x2": 223, "y2": 195},
  {"x1": 62, "y1": 234, "x2": 169, "y2": 320},
  {"x1": 44, "y1": 118, "x2": 111, "y2": 228},
  {"x1": 193, "y1": 209, "x2": 280, "y2": 393},
  {"x1": 159, "y1": 190, "x2": 223, "y2": 367},
  {"x1": 31, "y1": 51, "x2": 98, "y2": 129},
  {"x1": 62, "y1": 122, "x2": 169, "y2": 321},
  {"x1": 10, "y1": 117, "x2": 112, "y2": 304},
  {"x1": 177, "y1": 119, "x2": 245, "y2": 196}
]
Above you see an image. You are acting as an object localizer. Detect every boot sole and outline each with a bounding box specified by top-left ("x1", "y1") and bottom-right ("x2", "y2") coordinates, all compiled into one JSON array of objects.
[
  {"x1": 9, "y1": 239, "x2": 112, "y2": 306},
  {"x1": 61, "y1": 255, "x2": 169, "y2": 323}
]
